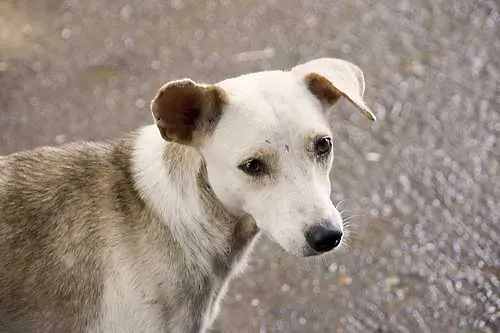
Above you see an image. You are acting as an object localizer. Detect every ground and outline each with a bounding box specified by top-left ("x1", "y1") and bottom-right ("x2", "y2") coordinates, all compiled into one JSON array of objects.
[{"x1": 0, "y1": 0, "x2": 498, "y2": 332}]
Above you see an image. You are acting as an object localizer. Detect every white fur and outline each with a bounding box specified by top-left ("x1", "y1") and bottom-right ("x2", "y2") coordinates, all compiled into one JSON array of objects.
[
  {"x1": 94, "y1": 126, "x2": 235, "y2": 332},
  {"x1": 106, "y1": 58, "x2": 369, "y2": 330},
  {"x1": 133, "y1": 59, "x2": 371, "y2": 258},
  {"x1": 132, "y1": 125, "x2": 239, "y2": 274},
  {"x1": 122, "y1": 59, "x2": 371, "y2": 332},
  {"x1": 200, "y1": 70, "x2": 344, "y2": 255}
]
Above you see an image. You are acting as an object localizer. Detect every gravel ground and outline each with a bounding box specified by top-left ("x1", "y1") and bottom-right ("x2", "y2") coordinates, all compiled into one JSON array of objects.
[{"x1": 1, "y1": 0, "x2": 499, "y2": 332}]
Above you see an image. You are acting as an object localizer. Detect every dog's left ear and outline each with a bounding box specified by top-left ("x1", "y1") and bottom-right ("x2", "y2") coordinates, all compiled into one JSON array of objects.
[
  {"x1": 292, "y1": 58, "x2": 376, "y2": 121},
  {"x1": 151, "y1": 79, "x2": 227, "y2": 145}
]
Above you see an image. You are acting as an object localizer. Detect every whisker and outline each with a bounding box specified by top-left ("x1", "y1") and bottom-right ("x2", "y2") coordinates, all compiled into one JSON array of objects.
[
  {"x1": 342, "y1": 220, "x2": 359, "y2": 232},
  {"x1": 344, "y1": 214, "x2": 359, "y2": 220},
  {"x1": 335, "y1": 201, "x2": 367, "y2": 251},
  {"x1": 344, "y1": 228, "x2": 360, "y2": 239},
  {"x1": 339, "y1": 210, "x2": 362, "y2": 219},
  {"x1": 341, "y1": 218, "x2": 362, "y2": 248},
  {"x1": 339, "y1": 236, "x2": 353, "y2": 251},
  {"x1": 342, "y1": 216, "x2": 363, "y2": 223},
  {"x1": 335, "y1": 198, "x2": 355, "y2": 211},
  {"x1": 335, "y1": 199, "x2": 347, "y2": 210}
]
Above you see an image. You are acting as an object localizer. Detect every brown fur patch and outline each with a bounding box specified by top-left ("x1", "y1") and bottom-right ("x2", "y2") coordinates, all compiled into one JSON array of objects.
[
  {"x1": 151, "y1": 80, "x2": 227, "y2": 145},
  {"x1": 305, "y1": 72, "x2": 342, "y2": 106}
]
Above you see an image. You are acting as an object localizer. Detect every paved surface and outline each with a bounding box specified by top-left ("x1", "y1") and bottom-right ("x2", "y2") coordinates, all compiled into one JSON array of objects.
[{"x1": 1, "y1": 0, "x2": 499, "y2": 332}]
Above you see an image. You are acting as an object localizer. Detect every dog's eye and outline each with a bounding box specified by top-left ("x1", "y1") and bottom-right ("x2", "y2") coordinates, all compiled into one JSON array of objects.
[
  {"x1": 314, "y1": 136, "x2": 333, "y2": 156},
  {"x1": 238, "y1": 158, "x2": 268, "y2": 176}
]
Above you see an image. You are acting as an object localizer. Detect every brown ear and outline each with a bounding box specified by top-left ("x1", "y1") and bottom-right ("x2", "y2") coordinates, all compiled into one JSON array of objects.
[
  {"x1": 293, "y1": 58, "x2": 376, "y2": 121},
  {"x1": 151, "y1": 79, "x2": 227, "y2": 145},
  {"x1": 305, "y1": 73, "x2": 343, "y2": 107}
]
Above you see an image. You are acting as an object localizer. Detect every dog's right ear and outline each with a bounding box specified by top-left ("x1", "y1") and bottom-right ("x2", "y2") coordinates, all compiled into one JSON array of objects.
[
  {"x1": 151, "y1": 79, "x2": 227, "y2": 145},
  {"x1": 292, "y1": 58, "x2": 376, "y2": 121}
]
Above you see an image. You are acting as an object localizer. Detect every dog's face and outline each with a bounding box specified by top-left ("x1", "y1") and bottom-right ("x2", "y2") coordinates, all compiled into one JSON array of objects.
[{"x1": 151, "y1": 58, "x2": 375, "y2": 257}]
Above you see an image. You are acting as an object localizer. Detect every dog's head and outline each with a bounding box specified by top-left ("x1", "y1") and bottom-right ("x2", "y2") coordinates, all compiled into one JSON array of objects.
[{"x1": 151, "y1": 58, "x2": 375, "y2": 257}]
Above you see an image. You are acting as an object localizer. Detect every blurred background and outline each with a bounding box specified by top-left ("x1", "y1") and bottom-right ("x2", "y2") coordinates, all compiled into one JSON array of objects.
[{"x1": 0, "y1": 0, "x2": 498, "y2": 332}]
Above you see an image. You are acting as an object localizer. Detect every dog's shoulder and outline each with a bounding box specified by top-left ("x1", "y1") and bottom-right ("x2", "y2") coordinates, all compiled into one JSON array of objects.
[
  {"x1": 0, "y1": 136, "x2": 154, "y2": 332},
  {"x1": 0, "y1": 135, "x2": 151, "y2": 239}
]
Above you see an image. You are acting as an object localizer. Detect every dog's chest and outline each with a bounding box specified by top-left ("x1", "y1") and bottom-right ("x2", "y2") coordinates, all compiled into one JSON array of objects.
[
  {"x1": 92, "y1": 224, "x2": 257, "y2": 333},
  {"x1": 93, "y1": 256, "x2": 242, "y2": 333}
]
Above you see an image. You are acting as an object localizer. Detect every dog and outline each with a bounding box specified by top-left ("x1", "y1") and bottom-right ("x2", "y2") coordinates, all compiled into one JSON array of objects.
[{"x1": 0, "y1": 58, "x2": 375, "y2": 333}]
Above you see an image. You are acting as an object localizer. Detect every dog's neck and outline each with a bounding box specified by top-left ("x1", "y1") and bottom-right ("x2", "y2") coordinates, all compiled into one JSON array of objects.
[{"x1": 131, "y1": 125, "x2": 258, "y2": 275}]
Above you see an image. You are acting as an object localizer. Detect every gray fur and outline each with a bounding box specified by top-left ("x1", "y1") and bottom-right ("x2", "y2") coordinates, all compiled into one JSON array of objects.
[{"x1": 0, "y1": 136, "x2": 258, "y2": 333}]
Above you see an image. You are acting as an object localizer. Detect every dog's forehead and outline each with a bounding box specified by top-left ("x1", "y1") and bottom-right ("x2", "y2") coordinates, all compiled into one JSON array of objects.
[
  {"x1": 216, "y1": 70, "x2": 330, "y2": 132},
  {"x1": 204, "y1": 70, "x2": 331, "y2": 159},
  {"x1": 218, "y1": 70, "x2": 306, "y2": 104}
]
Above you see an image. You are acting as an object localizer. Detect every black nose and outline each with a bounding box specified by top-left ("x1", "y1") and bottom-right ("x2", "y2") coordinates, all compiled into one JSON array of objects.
[{"x1": 305, "y1": 225, "x2": 343, "y2": 253}]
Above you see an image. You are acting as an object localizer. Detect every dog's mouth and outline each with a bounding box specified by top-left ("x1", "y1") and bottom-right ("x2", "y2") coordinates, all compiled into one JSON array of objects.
[
  {"x1": 302, "y1": 247, "x2": 321, "y2": 257},
  {"x1": 301, "y1": 246, "x2": 327, "y2": 257}
]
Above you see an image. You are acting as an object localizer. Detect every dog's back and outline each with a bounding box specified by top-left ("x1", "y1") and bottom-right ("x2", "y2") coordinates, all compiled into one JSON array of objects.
[{"x1": 0, "y1": 140, "x2": 143, "y2": 332}]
